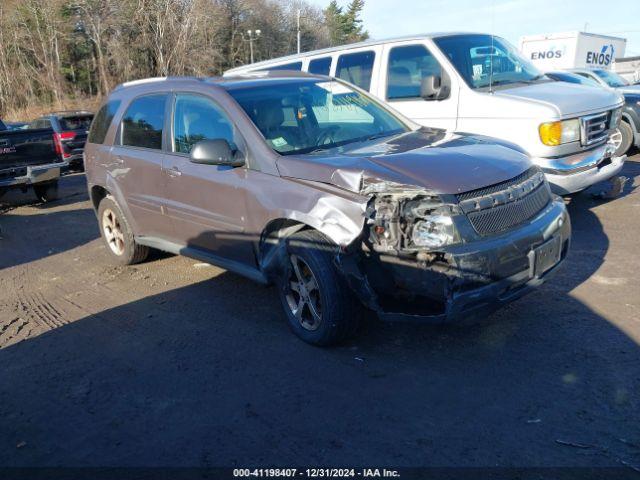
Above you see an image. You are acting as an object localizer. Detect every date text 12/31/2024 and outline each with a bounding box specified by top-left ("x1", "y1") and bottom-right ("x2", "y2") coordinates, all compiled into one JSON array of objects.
[{"x1": 233, "y1": 468, "x2": 401, "y2": 478}]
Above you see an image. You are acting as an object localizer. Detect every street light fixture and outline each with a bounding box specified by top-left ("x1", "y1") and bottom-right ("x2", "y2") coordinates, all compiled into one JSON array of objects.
[{"x1": 246, "y1": 29, "x2": 261, "y2": 64}]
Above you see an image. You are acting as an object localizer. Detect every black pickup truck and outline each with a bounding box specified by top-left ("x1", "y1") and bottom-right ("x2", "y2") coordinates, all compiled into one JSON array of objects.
[{"x1": 0, "y1": 118, "x2": 66, "y2": 202}]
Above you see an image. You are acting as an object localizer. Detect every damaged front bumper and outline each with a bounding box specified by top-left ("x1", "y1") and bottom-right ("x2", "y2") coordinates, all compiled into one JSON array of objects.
[
  {"x1": 534, "y1": 143, "x2": 626, "y2": 195},
  {"x1": 338, "y1": 197, "x2": 571, "y2": 323}
]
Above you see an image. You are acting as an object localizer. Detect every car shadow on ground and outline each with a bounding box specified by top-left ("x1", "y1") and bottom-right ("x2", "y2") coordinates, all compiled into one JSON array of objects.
[
  {"x1": 0, "y1": 174, "x2": 99, "y2": 270},
  {"x1": 0, "y1": 206, "x2": 99, "y2": 270},
  {"x1": 1, "y1": 170, "x2": 639, "y2": 471}
]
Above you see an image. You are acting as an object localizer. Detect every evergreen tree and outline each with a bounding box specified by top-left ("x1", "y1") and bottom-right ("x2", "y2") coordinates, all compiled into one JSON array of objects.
[{"x1": 323, "y1": 0, "x2": 368, "y2": 46}]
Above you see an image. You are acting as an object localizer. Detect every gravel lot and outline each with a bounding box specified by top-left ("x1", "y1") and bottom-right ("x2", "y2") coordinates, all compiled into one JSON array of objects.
[{"x1": 0, "y1": 156, "x2": 639, "y2": 471}]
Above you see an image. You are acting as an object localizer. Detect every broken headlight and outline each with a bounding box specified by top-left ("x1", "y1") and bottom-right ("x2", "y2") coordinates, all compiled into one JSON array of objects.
[
  {"x1": 411, "y1": 215, "x2": 455, "y2": 249},
  {"x1": 368, "y1": 192, "x2": 460, "y2": 254}
]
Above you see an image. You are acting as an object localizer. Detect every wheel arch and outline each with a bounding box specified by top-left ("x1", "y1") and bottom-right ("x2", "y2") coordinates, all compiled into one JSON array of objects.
[
  {"x1": 258, "y1": 219, "x2": 311, "y2": 279},
  {"x1": 89, "y1": 180, "x2": 140, "y2": 235},
  {"x1": 621, "y1": 111, "x2": 640, "y2": 146}
]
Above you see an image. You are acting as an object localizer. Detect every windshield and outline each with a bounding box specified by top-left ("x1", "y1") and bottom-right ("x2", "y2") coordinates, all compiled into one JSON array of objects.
[
  {"x1": 593, "y1": 69, "x2": 629, "y2": 88},
  {"x1": 227, "y1": 79, "x2": 409, "y2": 155},
  {"x1": 434, "y1": 34, "x2": 544, "y2": 89}
]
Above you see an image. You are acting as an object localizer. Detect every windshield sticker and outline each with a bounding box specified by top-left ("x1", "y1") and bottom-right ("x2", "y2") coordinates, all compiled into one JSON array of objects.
[{"x1": 271, "y1": 137, "x2": 288, "y2": 148}]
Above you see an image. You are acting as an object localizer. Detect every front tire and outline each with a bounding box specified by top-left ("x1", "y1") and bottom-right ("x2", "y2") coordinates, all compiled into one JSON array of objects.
[
  {"x1": 97, "y1": 195, "x2": 149, "y2": 265},
  {"x1": 33, "y1": 180, "x2": 59, "y2": 203},
  {"x1": 612, "y1": 121, "x2": 633, "y2": 157},
  {"x1": 279, "y1": 230, "x2": 360, "y2": 346}
]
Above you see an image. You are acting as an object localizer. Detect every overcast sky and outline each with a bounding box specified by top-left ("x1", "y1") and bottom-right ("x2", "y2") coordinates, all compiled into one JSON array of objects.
[{"x1": 308, "y1": 0, "x2": 640, "y2": 56}]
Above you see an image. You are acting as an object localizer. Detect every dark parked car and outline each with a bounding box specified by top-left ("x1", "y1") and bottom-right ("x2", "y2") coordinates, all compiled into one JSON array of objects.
[
  {"x1": 29, "y1": 111, "x2": 93, "y2": 170},
  {"x1": 85, "y1": 72, "x2": 571, "y2": 345},
  {"x1": 5, "y1": 121, "x2": 28, "y2": 131},
  {"x1": 0, "y1": 118, "x2": 64, "y2": 202},
  {"x1": 547, "y1": 70, "x2": 640, "y2": 157}
]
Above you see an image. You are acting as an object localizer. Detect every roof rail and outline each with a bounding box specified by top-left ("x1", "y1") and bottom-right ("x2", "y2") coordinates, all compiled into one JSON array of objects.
[
  {"x1": 115, "y1": 77, "x2": 168, "y2": 90},
  {"x1": 114, "y1": 76, "x2": 210, "y2": 90}
]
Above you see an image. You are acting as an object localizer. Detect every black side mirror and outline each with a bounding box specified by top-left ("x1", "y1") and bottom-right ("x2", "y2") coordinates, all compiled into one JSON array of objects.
[
  {"x1": 190, "y1": 139, "x2": 244, "y2": 167},
  {"x1": 421, "y1": 73, "x2": 451, "y2": 101}
]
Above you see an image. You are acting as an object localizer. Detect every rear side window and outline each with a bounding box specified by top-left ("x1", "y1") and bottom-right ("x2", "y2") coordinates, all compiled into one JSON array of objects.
[
  {"x1": 88, "y1": 100, "x2": 121, "y2": 144},
  {"x1": 266, "y1": 62, "x2": 303, "y2": 71},
  {"x1": 336, "y1": 51, "x2": 375, "y2": 91},
  {"x1": 173, "y1": 94, "x2": 235, "y2": 154},
  {"x1": 29, "y1": 119, "x2": 51, "y2": 129},
  {"x1": 120, "y1": 94, "x2": 168, "y2": 150},
  {"x1": 60, "y1": 115, "x2": 93, "y2": 131},
  {"x1": 387, "y1": 45, "x2": 441, "y2": 100},
  {"x1": 308, "y1": 57, "x2": 332, "y2": 75}
]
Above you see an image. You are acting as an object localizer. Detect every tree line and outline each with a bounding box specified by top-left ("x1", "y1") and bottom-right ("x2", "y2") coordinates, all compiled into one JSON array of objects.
[{"x1": 0, "y1": 0, "x2": 368, "y2": 120}]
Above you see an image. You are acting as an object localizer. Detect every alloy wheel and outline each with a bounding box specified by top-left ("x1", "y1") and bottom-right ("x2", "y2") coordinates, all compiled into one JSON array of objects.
[
  {"x1": 102, "y1": 208, "x2": 125, "y2": 255},
  {"x1": 284, "y1": 254, "x2": 322, "y2": 331}
]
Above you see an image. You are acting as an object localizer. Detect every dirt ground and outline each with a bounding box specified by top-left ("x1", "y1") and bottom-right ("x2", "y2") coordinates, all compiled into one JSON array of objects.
[{"x1": 0, "y1": 157, "x2": 639, "y2": 471}]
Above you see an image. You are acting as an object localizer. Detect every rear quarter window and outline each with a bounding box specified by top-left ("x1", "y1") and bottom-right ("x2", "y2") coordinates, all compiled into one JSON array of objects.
[
  {"x1": 88, "y1": 100, "x2": 121, "y2": 144},
  {"x1": 60, "y1": 115, "x2": 94, "y2": 131}
]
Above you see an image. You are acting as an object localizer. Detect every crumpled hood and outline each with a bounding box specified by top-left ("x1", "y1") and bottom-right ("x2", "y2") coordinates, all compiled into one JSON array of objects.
[
  {"x1": 494, "y1": 81, "x2": 622, "y2": 117},
  {"x1": 276, "y1": 130, "x2": 532, "y2": 195}
]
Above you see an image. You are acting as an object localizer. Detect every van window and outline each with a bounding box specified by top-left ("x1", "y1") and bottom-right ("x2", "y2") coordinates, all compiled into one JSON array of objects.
[
  {"x1": 308, "y1": 57, "x2": 332, "y2": 75},
  {"x1": 335, "y1": 51, "x2": 375, "y2": 91},
  {"x1": 173, "y1": 94, "x2": 235, "y2": 154},
  {"x1": 88, "y1": 100, "x2": 121, "y2": 144},
  {"x1": 120, "y1": 94, "x2": 168, "y2": 150},
  {"x1": 266, "y1": 62, "x2": 303, "y2": 71},
  {"x1": 387, "y1": 45, "x2": 441, "y2": 100}
]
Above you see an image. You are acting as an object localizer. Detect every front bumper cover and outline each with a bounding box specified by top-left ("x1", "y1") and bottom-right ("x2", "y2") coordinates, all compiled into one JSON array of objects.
[
  {"x1": 533, "y1": 143, "x2": 626, "y2": 195},
  {"x1": 338, "y1": 197, "x2": 571, "y2": 323}
]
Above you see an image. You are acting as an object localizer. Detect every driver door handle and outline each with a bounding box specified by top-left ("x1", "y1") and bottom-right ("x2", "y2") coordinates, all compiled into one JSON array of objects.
[{"x1": 165, "y1": 166, "x2": 182, "y2": 178}]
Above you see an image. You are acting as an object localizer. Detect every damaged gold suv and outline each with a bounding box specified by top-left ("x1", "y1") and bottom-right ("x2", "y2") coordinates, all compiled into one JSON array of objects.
[{"x1": 85, "y1": 72, "x2": 571, "y2": 345}]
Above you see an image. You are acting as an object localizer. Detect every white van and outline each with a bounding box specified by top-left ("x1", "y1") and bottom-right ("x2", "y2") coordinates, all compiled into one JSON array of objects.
[{"x1": 225, "y1": 33, "x2": 625, "y2": 195}]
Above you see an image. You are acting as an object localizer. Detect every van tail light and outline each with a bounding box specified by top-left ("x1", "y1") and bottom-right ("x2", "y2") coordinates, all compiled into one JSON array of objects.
[{"x1": 53, "y1": 132, "x2": 75, "y2": 159}]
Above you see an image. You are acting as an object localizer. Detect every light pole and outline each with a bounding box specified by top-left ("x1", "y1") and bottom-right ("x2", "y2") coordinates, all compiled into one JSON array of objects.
[
  {"x1": 246, "y1": 29, "x2": 261, "y2": 64},
  {"x1": 297, "y1": 9, "x2": 301, "y2": 54}
]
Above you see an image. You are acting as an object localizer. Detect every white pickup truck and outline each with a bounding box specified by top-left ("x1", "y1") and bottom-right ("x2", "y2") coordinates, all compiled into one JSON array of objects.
[{"x1": 225, "y1": 33, "x2": 625, "y2": 195}]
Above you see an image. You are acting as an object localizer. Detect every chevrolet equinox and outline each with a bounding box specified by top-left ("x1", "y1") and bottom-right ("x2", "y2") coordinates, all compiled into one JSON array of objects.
[{"x1": 85, "y1": 72, "x2": 571, "y2": 345}]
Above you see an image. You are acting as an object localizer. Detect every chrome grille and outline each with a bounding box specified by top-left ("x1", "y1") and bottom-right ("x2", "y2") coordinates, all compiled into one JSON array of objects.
[
  {"x1": 581, "y1": 111, "x2": 610, "y2": 146},
  {"x1": 457, "y1": 169, "x2": 552, "y2": 236}
]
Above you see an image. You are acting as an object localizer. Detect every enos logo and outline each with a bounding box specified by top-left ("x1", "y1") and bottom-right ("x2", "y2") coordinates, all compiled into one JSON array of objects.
[{"x1": 586, "y1": 44, "x2": 615, "y2": 66}]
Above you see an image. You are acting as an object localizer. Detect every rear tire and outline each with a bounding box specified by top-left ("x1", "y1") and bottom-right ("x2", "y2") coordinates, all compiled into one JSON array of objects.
[
  {"x1": 97, "y1": 195, "x2": 149, "y2": 265},
  {"x1": 612, "y1": 121, "x2": 633, "y2": 157},
  {"x1": 279, "y1": 230, "x2": 361, "y2": 346},
  {"x1": 33, "y1": 180, "x2": 59, "y2": 203}
]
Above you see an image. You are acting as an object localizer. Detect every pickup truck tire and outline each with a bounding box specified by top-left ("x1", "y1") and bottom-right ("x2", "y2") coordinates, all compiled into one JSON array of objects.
[
  {"x1": 97, "y1": 196, "x2": 149, "y2": 265},
  {"x1": 280, "y1": 230, "x2": 361, "y2": 346},
  {"x1": 612, "y1": 121, "x2": 633, "y2": 157},
  {"x1": 33, "y1": 180, "x2": 59, "y2": 203}
]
